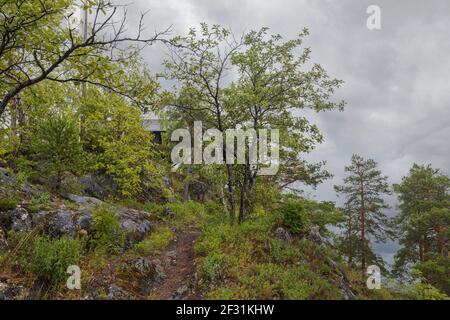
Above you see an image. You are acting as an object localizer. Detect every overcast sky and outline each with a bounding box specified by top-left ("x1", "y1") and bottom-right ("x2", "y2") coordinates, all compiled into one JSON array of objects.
[{"x1": 120, "y1": 0, "x2": 450, "y2": 265}]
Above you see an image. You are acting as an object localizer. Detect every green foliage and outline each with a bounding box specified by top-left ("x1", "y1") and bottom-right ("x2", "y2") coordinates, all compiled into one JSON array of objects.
[
  {"x1": 82, "y1": 90, "x2": 162, "y2": 199},
  {"x1": 30, "y1": 112, "x2": 85, "y2": 188},
  {"x1": 89, "y1": 205, "x2": 124, "y2": 254},
  {"x1": 268, "y1": 239, "x2": 301, "y2": 265},
  {"x1": 195, "y1": 209, "x2": 346, "y2": 299},
  {"x1": 278, "y1": 200, "x2": 311, "y2": 234},
  {"x1": 334, "y1": 154, "x2": 393, "y2": 271},
  {"x1": 145, "y1": 201, "x2": 207, "y2": 228},
  {"x1": 392, "y1": 164, "x2": 449, "y2": 289},
  {"x1": 133, "y1": 226, "x2": 174, "y2": 254},
  {"x1": 202, "y1": 252, "x2": 224, "y2": 281},
  {"x1": 9, "y1": 232, "x2": 81, "y2": 287},
  {"x1": 0, "y1": 197, "x2": 18, "y2": 211},
  {"x1": 164, "y1": 23, "x2": 344, "y2": 223},
  {"x1": 408, "y1": 280, "x2": 449, "y2": 300},
  {"x1": 414, "y1": 254, "x2": 450, "y2": 295},
  {"x1": 28, "y1": 191, "x2": 51, "y2": 213}
]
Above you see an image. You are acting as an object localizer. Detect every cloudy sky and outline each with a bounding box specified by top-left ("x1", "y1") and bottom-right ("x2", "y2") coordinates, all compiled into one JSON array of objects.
[{"x1": 121, "y1": 0, "x2": 450, "y2": 264}]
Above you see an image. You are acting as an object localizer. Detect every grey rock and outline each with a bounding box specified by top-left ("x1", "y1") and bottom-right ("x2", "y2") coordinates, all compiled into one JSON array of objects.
[
  {"x1": 75, "y1": 210, "x2": 93, "y2": 232},
  {"x1": 308, "y1": 226, "x2": 331, "y2": 245},
  {"x1": 161, "y1": 207, "x2": 175, "y2": 217},
  {"x1": 0, "y1": 282, "x2": 26, "y2": 300},
  {"x1": 20, "y1": 183, "x2": 38, "y2": 197},
  {"x1": 10, "y1": 208, "x2": 32, "y2": 232},
  {"x1": 273, "y1": 227, "x2": 292, "y2": 242},
  {"x1": 0, "y1": 167, "x2": 15, "y2": 185},
  {"x1": 174, "y1": 284, "x2": 189, "y2": 299},
  {"x1": 46, "y1": 209, "x2": 76, "y2": 238},
  {"x1": 80, "y1": 174, "x2": 117, "y2": 200},
  {"x1": 63, "y1": 194, "x2": 103, "y2": 207},
  {"x1": 119, "y1": 209, "x2": 154, "y2": 245},
  {"x1": 124, "y1": 257, "x2": 164, "y2": 295},
  {"x1": 107, "y1": 284, "x2": 130, "y2": 300},
  {"x1": 31, "y1": 210, "x2": 49, "y2": 228}
]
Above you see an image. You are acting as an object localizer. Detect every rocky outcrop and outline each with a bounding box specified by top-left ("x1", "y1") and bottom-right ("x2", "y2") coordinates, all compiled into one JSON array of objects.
[
  {"x1": 272, "y1": 227, "x2": 292, "y2": 242},
  {"x1": 0, "y1": 195, "x2": 154, "y2": 249},
  {"x1": 46, "y1": 209, "x2": 76, "y2": 238},
  {"x1": 125, "y1": 257, "x2": 165, "y2": 295},
  {"x1": 0, "y1": 207, "x2": 33, "y2": 233},
  {"x1": 119, "y1": 209, "x2": 154, "y2": 246},
  {"x1": 79, "y1": 174, "x2": 118, "y2": 200},
  {"x1": 107, "y1": 284, "x2": 131, "y2": 300},
  {"x1": 62, "y1": 194, "x2": 103, "y2": 207},
  {"x1": 0, "y1": 282, "x2": 27, "y2": 300},
  {"x1": 307, "y1": 226, "x2": 357, "y2": 300}
]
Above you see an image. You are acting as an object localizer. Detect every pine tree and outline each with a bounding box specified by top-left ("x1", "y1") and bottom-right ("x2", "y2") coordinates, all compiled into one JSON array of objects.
[
  {"x1": 393, "y1": 164, "x2": 449, "y2": 293},
  {"x1": 335, "y1": 154, "x2": 393, "y2": 274}
]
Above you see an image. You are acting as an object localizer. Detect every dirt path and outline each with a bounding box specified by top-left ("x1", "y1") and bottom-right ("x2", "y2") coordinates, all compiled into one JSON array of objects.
[{"x1": 153, "y1": 230, "x2": 201, "y2": 300}]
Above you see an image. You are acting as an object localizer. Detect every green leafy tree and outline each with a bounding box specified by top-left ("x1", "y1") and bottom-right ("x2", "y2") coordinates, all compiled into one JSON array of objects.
[
  {"x1": 82, "y1": 88, "x2": 162, "y2": 199},
  {"x1": 334, "y1": 154, "x2": 393, "y2": 274},
  {"x1": 164, "y1": 24, "x2": 344, "y2": 224},
  {"x1": 0, "y1": 0, "x2": 168, "y2": 116},
  {"x1": 392, "y1": 164, "x2": 449, "y2": 294}
]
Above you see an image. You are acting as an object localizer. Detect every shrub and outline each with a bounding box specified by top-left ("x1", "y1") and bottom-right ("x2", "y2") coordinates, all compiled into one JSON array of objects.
[
  {"x1": 163, "y1": 201, "x2": 207, "y2": 227},
  {"x1": 268, "y1": 239, "x2": 301, "y2": 265},
  {"x1": 10, "y1": 232, "x2": 82, "y2": 287},
  {"x1": 28, "y1": 191, "x2": 50, "y2": 213},
  {"x1": 0, "y1": 197, "x2": 17, "y2": 211},
  {"x1": 409, "y1": 281, "x2": 449, "y2": 300},
  {"x1": 133, "y1": 226, "x2": 174, "y2": 254},
  {"x1": 278, "y1": 200, "x2": 311, "y2": 234},
  {"x1": 89, "y1": 205, "x2": 124, "y2": 254},
  {"x1": 202, "y1": 252, "x2": 224, "y2": 281}
]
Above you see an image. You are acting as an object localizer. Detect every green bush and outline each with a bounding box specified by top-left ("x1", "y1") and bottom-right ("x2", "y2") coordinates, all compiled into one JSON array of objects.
[
  {"x1": 28, "y1": 191, "x2": 50, "y2": 213},
  {"x1": 30, "y1": 113, "x2": 85, "y2": 189},
  {"x1": 10, "y1": 232, "x2": 82, "y2": 287},
  {"x1": 278, "y1": 200, "x2": 311, "y2": 234},
  {"x1": 268, "y1": 239, "x2": 301, "y2": 264},
  {"x1": 133, "y1": 226, "x2": 174, "y2": 254},
  {"x1": 0, "y1": 197, "x2": 17, "y2": 211},
  {"x1": 89, "y1": 205, "x2": 124, "y2": 254},
  {"x1": 202, "y1": 252, "x2": 224, "y2": 281}
]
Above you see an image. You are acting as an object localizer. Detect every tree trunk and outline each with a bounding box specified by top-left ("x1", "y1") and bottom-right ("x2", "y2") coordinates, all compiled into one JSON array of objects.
[
  {"x1": 238, "y1": 165, "x2": 249, "y2": 224},
  {"x1": 359, "y1": 177, "x2": 366, "y2": 275},
  {"x1": 361, "y1": 207, "x2": 366, "y2": 275},
  {"x1": 225, "y1": 163, "x2": 236, "y2": 225}
]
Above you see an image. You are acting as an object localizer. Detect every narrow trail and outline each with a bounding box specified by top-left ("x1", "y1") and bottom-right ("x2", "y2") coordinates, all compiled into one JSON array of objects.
[{"x1": 153, "y1": 230, "x2": 201, "y2": 300}]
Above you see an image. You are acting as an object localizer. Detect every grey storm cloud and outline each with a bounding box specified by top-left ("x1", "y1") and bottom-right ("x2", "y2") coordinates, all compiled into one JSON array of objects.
[{"x1": 120, "y1": 0, "x2": 450, "y2": 264}]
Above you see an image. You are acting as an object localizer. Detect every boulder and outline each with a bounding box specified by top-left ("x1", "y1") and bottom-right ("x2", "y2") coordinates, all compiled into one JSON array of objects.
[
  {"x1": 273, "y1": 227, "x2": 292, "y2": 242},
  {"x1": 74, "y1": 210, "x2": 93, "y2": 232},
  {"x1": 9, "y1": 208, "x2": 32, "y2": 233},
  {"x1": 0, "y1": 167, "x2": 15, "y2": 186},
  {"x1": 308, "y1": 226, "x2": 331, "y2": 246},
  {"x1": 119, "y1": 209, "x2": 154, "y2": 245},
  {"x1": 46, "y1": 209, "x2": 76, "y2": 238},
  {"x1": 161, "y1": 206, "x2": 175, "y2": 217},
  {"x1": 79, "y1": 174, "x2": 117, "y2": 200},
  {"x1": 63, "y1": 194, "x2": 103, "y2": 207},
  {"x1": 107, "y1": 284, "x2": 130, "y2": 300},
  {"x1": 31, "y1": 210, "x2": 49, "y2": 228},
  {"x1": 125, "y1": 257, "x2": 164, "y2": 295},
  {"x1": 0, "y1": 282, "x2": 27, "y2": 300}
]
